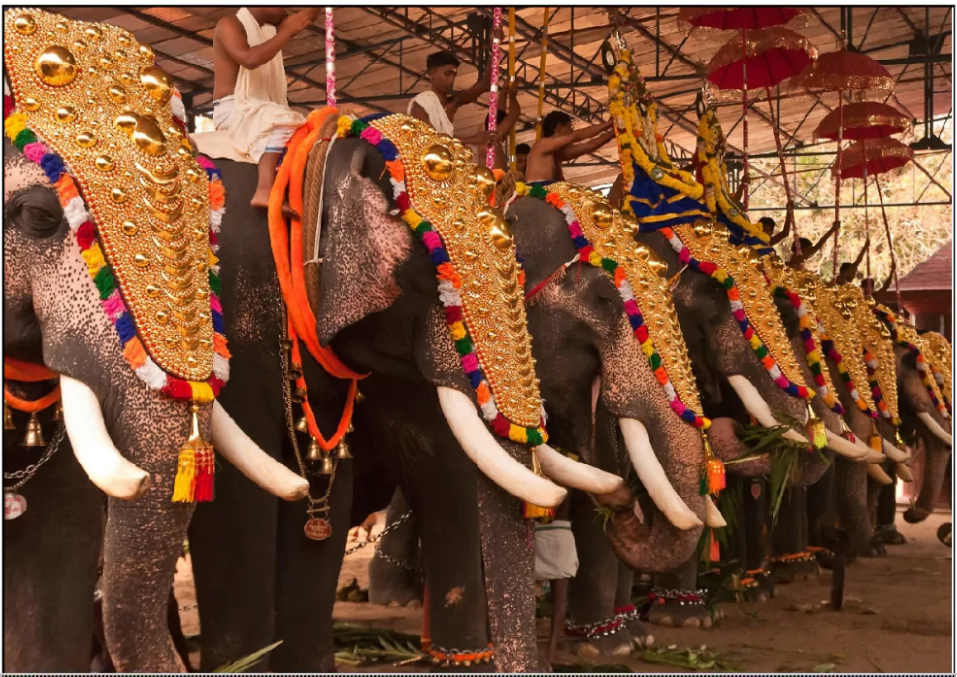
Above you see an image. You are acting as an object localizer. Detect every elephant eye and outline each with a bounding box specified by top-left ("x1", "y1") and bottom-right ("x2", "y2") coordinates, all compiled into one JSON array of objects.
[{"x1": 5, "y1": 184, "x2": 65, "y2": 239}]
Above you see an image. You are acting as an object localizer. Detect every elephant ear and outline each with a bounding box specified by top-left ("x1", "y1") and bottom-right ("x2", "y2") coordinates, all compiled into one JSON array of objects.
[{"x1": 315, "y1": 139, "x2": 413, "y2": 346}]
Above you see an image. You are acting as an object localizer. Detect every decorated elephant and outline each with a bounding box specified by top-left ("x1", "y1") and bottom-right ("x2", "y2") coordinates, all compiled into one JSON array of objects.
[{"x1": 3, "y1": 10, "x2": 310, "y2": 671}]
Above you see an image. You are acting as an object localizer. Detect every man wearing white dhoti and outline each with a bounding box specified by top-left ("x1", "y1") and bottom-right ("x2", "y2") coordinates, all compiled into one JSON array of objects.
[{"x1": 212, "y1": 8, "x2": 319, "y2": 210}]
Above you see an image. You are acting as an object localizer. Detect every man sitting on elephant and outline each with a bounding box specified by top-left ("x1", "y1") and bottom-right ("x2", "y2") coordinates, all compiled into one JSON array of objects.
[{"x1": 212, "y1": 7, "x2": 320, "y2": 211}]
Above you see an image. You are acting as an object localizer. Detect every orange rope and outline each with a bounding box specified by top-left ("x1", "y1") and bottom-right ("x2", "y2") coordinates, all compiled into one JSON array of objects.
[
  {"x1": 4, "y1": 357, "x2": 58, "y2": 382},
  {"x1": 4, "y1": 385, "x2": 60, "y2": 413}
]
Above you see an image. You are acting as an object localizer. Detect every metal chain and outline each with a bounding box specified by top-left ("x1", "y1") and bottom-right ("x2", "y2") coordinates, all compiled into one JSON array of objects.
[
  {"x1": 374, "y1": 547, "x2": 422, "y2": 576},
  {"x1": 277, "y1": 290, "x2": 337, "y2": 518},
  {"x1": 343, "y1": 509, "x2": 413, "y2": 556},
  {"x1": 3, "y1": 422, "x2": 65, "y2": 491}
]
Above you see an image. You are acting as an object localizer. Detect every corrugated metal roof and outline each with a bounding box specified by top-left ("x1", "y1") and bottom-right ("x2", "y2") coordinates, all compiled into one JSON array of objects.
[{"x1": 895, "y1": 240, "x2": 953, "y2": 290}]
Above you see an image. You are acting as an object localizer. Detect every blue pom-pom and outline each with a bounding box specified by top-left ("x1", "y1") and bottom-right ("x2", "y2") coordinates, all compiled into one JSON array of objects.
[
  {"x1": 40, "y1": 153, "x2": 65, "y2": 181},
  {"x1": 377, "y1": 139, "x2": 399, "y2": 161},
  {"x1": 467, "y1": 369, "x2": 483, "y2": 389},
  {"x1": 114, "y1": 313, "x2": 137, "y2": 344},
  {"x1": 681, "y1": 409, "x2": 697, "y2": 423},
  {"x1": 628, "y1": 314, "x2": 642, "y2": 329},
  {"x1": 572, "y1": 235, "x2": 590, "y2": 249},
  {"x1": 429, "y1": 248, "x2": 450, "y2": 266},
  {"x1": 211, "y1": 310, "x2": 225, "y2": 335}
]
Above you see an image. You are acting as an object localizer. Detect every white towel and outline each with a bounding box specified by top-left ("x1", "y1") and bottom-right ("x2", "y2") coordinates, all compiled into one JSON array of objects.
[
  {"x1": 534, "y1": 520, "x2": 579, "y2": 580},
  {"x1": 218, "y1": 8, "x2": 305, "y2": 162},
  {"x1": 407, "y1": 91, "x2": 454, "y2": 137}
]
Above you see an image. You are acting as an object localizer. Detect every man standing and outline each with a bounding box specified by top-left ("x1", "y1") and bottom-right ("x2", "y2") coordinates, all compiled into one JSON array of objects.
[
  {"x1": 788, "y1": 221, "x2": 840, "y2": 270},
  {"x1": 525, "y1": 111, "x2": 614, "y2": 185},
  {"x1": 212, "y1": 8, "x2": 320, "y2": 210}
]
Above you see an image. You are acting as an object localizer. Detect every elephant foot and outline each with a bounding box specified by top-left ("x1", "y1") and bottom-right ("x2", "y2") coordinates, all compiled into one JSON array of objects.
[
  {"x1": 645, "y1": 589, "x2": 719, "y2": 629},
  {"x1": 567, "y1": 605, "x2": 650, "y2": 657},
  {"x1": 938, "y1": 523, "x2": 952, "y2": 547},
  {"x1": 768, "y1": 552, "x2": 821, "y2": 584},
  {"x1": 367, "y1": 550, "x2": 421, "y2": 607},
  {"x1": 426, "y1": 643, "x2": 494, "y2": 671},
  {"x1": 737, "y1": 569, "x2": 775, "y2": 603},
  {"x1": 874, "y1": 524, "x2": 907, "y2": 545}
]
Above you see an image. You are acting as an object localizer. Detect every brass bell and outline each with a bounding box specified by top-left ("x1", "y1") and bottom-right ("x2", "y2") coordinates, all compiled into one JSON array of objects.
[
  {"x1": 295, "y1": 414, "x2": 309, "y2": 433},
  {"x1": 320, "y1": 453, "x2": 335, "y2": 475},
  {"x1": 289, "y1": 362, "x2": 303, "y2": 381},
  {"x1": 336, "y1": 439, "x2": 353, "y2": 460},
  {"x1": 305, "y1": 437, "x2": 322, "y2": 462},
  {"x1": 52, "y1": 402, "x2": 62, "y2": 422},
  {"x1": 23, "y1": 413, "x2": 46, "y2": 447},
  {"x1": 355, "y1": 389, "x2": 365, "y2": 403},
  {"x1": 347, "y1": 420, "x2": 355, "y2": 434},
  {"x1": 4, "y1": 403, "x2": 15, "y2": 430}
]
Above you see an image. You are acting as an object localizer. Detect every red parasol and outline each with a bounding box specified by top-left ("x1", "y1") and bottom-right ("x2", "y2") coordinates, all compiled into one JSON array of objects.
[
  {"x1": 678, "y1": 7, "x2": 807, "y2": 31},
  {"x1": 706, "y1": 27, "x2": 817, "y2": 91},
  {"x1": 833, "y1": 138, "x2": 914, "y2": 180},
  {"x1": 814, "y1": 101, "x2": 910, "y2": 141}
]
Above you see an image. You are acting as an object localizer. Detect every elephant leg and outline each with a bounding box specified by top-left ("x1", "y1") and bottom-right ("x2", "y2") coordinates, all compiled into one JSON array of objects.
[
  {"x1": 648, "y1": 557, "x2": 716, "y2": 629},
  {"x1": 3, "y1": 433, "x2": 103, "y2": 672},
  {"x1": 102, "y1": 487, "x2": 195, "y2": 671},
  {"x1": 167, "y1": 588, "x2": 192, "y2": 670},
  {"x1": 189, "y1": 452, "x2": 280, "y2": 671},
  {"x1": 874, "y1": 466, "x2": 906, "y2": 545},
  {"x1": 567, "y1": 493, "x2": 633, "y2": 657},
  {"x1": 769, "y1": 487, "x2": 819, "y2": 584},
  {"x1": 368, "y1": 487, "x2": 421, "y2": 607},
  {"x1": 272, "y1": 458, "x2": 353, "y2": 671},
  {"x1": 615, "y1": 563, "x2": 652, "y2": 648}
]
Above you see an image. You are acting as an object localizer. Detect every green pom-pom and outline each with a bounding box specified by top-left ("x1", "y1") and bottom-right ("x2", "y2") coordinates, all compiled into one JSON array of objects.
[
  {"x1": 93, "y1": 266, "x2": 115, "y2": 299},
  {"x1": 526, "y1": 428, "x2": 543, "y2": 446},
  {"x1": 454, "y1": 337, "x2": 473, "y2": 356},
  {"x1": 810, "y1": 362, "x2": 822, "y2": 375},
  {"x1": 649, "y1": 352, "x2": 662, "y2": 370},
  {"x1": 208, "y1": 270, "x2": 221, "y2": 295},
  {"x1": 600, "y1": 258, "x2": 617, "y2": 274},
  {"x1": 14, "y1": 128, "x2": 36, "y2": 150},
  {"x1": 722, "y1": 276, "x2": 735, "y2": 290},
  {"x1": 351, "y1": 119, "x2": 366, "y2": 136},
  {"x1": 414, "y1": 220, "x2": 432, "y2": 236},
  {"x1": 755, "y1": 344, "x2": 768, "y2": 359},
  {"x1": 529, "y1": 184, "x2": 548, "y2": 199}
]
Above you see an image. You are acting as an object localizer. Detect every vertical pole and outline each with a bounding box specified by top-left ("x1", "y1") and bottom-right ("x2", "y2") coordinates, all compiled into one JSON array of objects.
[
  {"x1": 325, "y1": 8, "x2": 336, "y2": 108},
  {"x1": 486, "y1": 8, "x2": 503, "y2": 170},
  {"x1": 875, "y1": 177, "x2": 904, "y2": 313},
  {"x1": 535, "y1": 9, "x2": 550, "y2": 141},
  {"x1": 508, "y1": 8, "x2": 517, "y2": 174},
  {"x1": 741, "y1": 28, "x2": 750, "y2": 211}
]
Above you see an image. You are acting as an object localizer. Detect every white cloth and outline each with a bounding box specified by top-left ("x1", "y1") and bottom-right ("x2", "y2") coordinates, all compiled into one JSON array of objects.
[
  {"x1": 407, "y1": 91, "x2": 454, "y2": 136},
  {"x1": 534, "y1": 520, "x2": 579, "y2": 580},
  {"x1": 216, "y1": 8, "x2": 305, "y2": 162}
]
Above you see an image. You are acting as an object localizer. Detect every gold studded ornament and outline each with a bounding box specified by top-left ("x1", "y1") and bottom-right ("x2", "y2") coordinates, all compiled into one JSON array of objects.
[
  {"x1": 919, "y1": 331, "x2": 952, "y2": 408},
  {"x1": 4, "y1": 8, "x2": 214, "y2": 382},
  {"x1": 849, "y1": 288, "x2": 901, "y2": 422}
]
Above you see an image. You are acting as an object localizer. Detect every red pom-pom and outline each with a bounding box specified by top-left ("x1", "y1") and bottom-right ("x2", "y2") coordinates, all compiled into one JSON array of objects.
[
  {"x1": 491, "y1": 414, "x2": 511, "y2": 438},
  {"x1": 161, "y1": 378, "x2": 193, "y2": 400},
  {"x1": 444, "y1": 305, "x2": 463, "y2": 324},
  {"x1": 395, "y1": 192, "x2": 411, "y2": 213},
  {"x1": 75, "y1": 221, "x2": 96, "y2": 250}
]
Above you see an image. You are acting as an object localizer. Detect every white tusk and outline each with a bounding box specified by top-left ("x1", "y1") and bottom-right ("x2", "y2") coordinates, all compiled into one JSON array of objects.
[
  {"x1": 727, "y1": 375, "x2": 810, "y2": 445},
  {"x1": 704, "y1": 495, "x2": 727, "y2": 528},
  {"x1": 896, "y1": 462, "x2": 914, "y2": 482},
  {"x1": 917, "y1": 412, "x2": 953, "y2": 446},
  {"x1": 535, "y1": 444, "x2": 623, "y2": 495},
  {"x1": 857, "y1": 439, "x2": 886, "y2": 464},
  {"x1": 619, "y1": 417, "x2": 703, "y2": 531},
  {"x1": 60, "y1": 375, "x2": 151, "y2": 501},
  {"x1": 867, "y1": 463, "x2": 893, "y2": 485},
  {"x1": 882, "y1": 438, "x2": 911, "y2": 463},
  {"x1": 211, "y1": 401, "x2": 309, "y2": 501},
  {"x1": 824, "y1": 429, "x2": 868, "y2": 461},
  {"x1": 437, "y1": 387, "x2": 567, "y2": 508}
]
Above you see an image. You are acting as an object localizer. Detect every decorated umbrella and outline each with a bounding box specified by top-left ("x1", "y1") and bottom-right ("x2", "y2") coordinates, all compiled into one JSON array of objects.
[
  {"x1": 706, "y1": 26, "x2": 817, "y2": 211},
  {"x1": 678, "y1": 7, "x2": 807, "y2": 32},
  {"x1": 814, "y1": 101, "x2": 910, "y2": 141},
  {"x1": 835, "y1": 138, "x2": 913, "y2": 307},
  {"x1": 788, "y1": 48, "x2": 894, "y2": 267}
]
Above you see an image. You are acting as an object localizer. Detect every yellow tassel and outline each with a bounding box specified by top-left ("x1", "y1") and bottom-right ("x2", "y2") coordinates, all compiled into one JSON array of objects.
[
  {"x1": 805, "y1": 402, "x2": 827, "y2": 450},
  {"x1": 522, "y1": 449, "x2": 555, "y2": 521},
  {"x1": 172, "y1": 402, "x2": 215, "y2": 503},
  {"x1": 869, "y1": 424, "x2": 883, "y2": 454}
]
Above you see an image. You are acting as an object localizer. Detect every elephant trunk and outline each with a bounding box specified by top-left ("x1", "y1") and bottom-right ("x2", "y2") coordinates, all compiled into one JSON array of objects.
[
  {"x1": 707, "y1": 416, "x2": 771, "y2": 476},
  {"x1": 726, "y1": 375, "x2": 810, "y2": 446},
  {"x1": 903, "y1": 434, "x2": 951, "y2": 523}
]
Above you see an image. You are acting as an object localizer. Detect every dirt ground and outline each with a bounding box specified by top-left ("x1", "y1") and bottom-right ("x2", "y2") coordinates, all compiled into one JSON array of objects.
[{"x1": 174, "y1": 510, "x2": 953, "y2": 672}]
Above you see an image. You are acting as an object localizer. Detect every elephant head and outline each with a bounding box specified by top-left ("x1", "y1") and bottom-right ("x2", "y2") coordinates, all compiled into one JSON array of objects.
[
  {"x1": 2, "y1": 9, "x2": 306, "y2": 670},
  {"x1": 506, "y1": 183, "x2": 714, "y2": 574}
]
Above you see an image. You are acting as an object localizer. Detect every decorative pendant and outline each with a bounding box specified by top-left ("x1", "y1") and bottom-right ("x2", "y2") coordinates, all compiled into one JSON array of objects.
[
  {"x1": 336, "y1": 439, "x2": 352, "y2": 460},
  {"x1": 320, "y1": 453, "x2": 335, "y2": 475},
  {"x1": 22, "y1": 413, "x2": 45, "y2": 447},
  {"x1": 305, "y1": 437, "x2": 321, "y2": 462},
  {"x1": 4, "y1": 492, "x2": 27, "y2": 520},
  {"x1": 3, "y1": 402, "x2": 15, "y2": 430},
  {"x1": 294, "y1": 414, "x2": 309, "y2": 433},
  {"x1": 304, "y1": 517, "x2": 332, "y2": 541}
]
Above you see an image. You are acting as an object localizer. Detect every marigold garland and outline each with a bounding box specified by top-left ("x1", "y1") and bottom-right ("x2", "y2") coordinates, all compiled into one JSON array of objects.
[
  {"x1": 339, "y1": 116, "x2": 546, "y2": 446},
  {"x1": 515, "y1": 182, "x2": 711, "y2": 431},
  {"x1": 659, "y1": 228, "x2": 812, "y2": 401},
  {"x1": 2, "y1": 94, "x2": 229, "y2": 404}
]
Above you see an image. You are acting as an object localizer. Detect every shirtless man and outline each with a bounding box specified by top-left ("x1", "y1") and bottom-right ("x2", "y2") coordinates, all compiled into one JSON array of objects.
[
  {"x1": 408, "y1": 28, "x2": 503, "y2": 146},
  {"x1": 514, "y1": 143, "x2": 531, "y2": 182},
  {"x1": 788, "y1": 221, "x2": 840, "y2": 269},
  {"x1": 525, "y1": 111, "x2": 614, "y2": 184},
  {"x1": 212, "y1": 8, "x2": 319, "y2": 210}
]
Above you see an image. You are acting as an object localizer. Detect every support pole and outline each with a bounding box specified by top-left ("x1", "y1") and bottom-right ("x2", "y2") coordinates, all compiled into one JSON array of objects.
[
  {"x1": 535, "y1": 9, "x2": 550, "y2": 141},
  {"x1": 325, "y1": 8, "x2": 336, "y2": 107},
  {"x1": 486, "y1": 8, "x2": 503, "y2": 170},
  {"x1": 875, "y1": 176, "x2": 904, "y2": 313},
  {"x1": 507, "y1": 7, "x2": 517, "y2": 174}
]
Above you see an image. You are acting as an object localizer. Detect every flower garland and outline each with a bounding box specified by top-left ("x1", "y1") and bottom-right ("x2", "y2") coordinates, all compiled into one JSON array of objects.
[
  {"x1": 873, "y1": 306, "x2": 949, "y2": 420},
  {"x1": 2, "y1": 97, "x2": 229, "y2": 404},
  {"x1": 817, "y1": 327, "x2": 874, "y2": 417},
  {"x1": 864, "y1": 348, "x2": 899, "y2": 425},
  {"x1": 659, "y1": 228, "x2": 812, "y2": 401},
  {"x1": 337, "y1": 116, "x2": 545, "y2": 446},
  {"x1": 515, "y1": 183, "x2": 710, "y2": 431},
  {"x1": 771, "y1": 287, "x2": 843, "y2": 415}
]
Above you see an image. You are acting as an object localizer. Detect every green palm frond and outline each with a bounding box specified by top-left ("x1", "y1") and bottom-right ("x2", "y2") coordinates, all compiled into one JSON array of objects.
[{"x1": 214, "y1": 641, "x2": 282, "y2": 672}]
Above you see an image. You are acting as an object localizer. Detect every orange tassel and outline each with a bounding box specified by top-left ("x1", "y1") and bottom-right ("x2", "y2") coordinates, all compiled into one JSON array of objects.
[
  {"x1": 172, "y1": 402, "x2": 215, "y2": 503},
  {"x1": 701, "y1": 435, "x2": 725, "y2": 496}
]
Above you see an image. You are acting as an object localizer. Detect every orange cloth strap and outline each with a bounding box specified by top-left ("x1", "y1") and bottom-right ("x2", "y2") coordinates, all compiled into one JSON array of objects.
[
  {"x1": 4, "y1": 357, "x2": 58, "y2": 382},
  {"x1": 267, "y1": 108, "x2": 367, "y2": 382},
  {"x1": 4, "y1": 385, "x2": 60, "y2": 413}
]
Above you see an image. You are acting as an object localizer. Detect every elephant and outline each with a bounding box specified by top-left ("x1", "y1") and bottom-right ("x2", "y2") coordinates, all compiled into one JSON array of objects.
[
  {"x1": 186, "y1": 112, "x2": 633, "y2": 672},
  {"x1": 3, "y1": 11, "x2": 311, "y2": 670}
]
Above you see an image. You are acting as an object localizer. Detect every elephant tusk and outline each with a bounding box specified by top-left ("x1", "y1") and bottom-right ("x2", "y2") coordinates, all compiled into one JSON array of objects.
[
  {"x1": 619, "y1": 417, "x2": 703, "y2": 531},
  {"x1": 704, "y1": 495, "x2": 727, "y2": 528},
  {"x1": 60, "y1": 375, "x2": 151, "y2": 501},
  {"x1": 867, "y1": 463, "x2": 893, "y2": 485},
  {"x1": 882, "y1": 438, "x2": 911, "y2": 463},
  {"x1": 917, "y1": 412, "x2": 953, "y2": 446},
  {"x1": 211, "y1": 401, "x2": 309, "y2": 501},
  {"x1": 896, "y1": 462, "x2": 914, "y2": 482},
  {"x1": 727, "y1": 375, "x2": 810, "y2": 445},
  {"x1": 535, "y1": 444, "x2": 623, "y2": 495},
  {"x1": 437, "y1": 387, "x2": 567, "y2": 509},
  {"x1": 824, "y1": 429, "x2": 868, "y2": 461}
]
